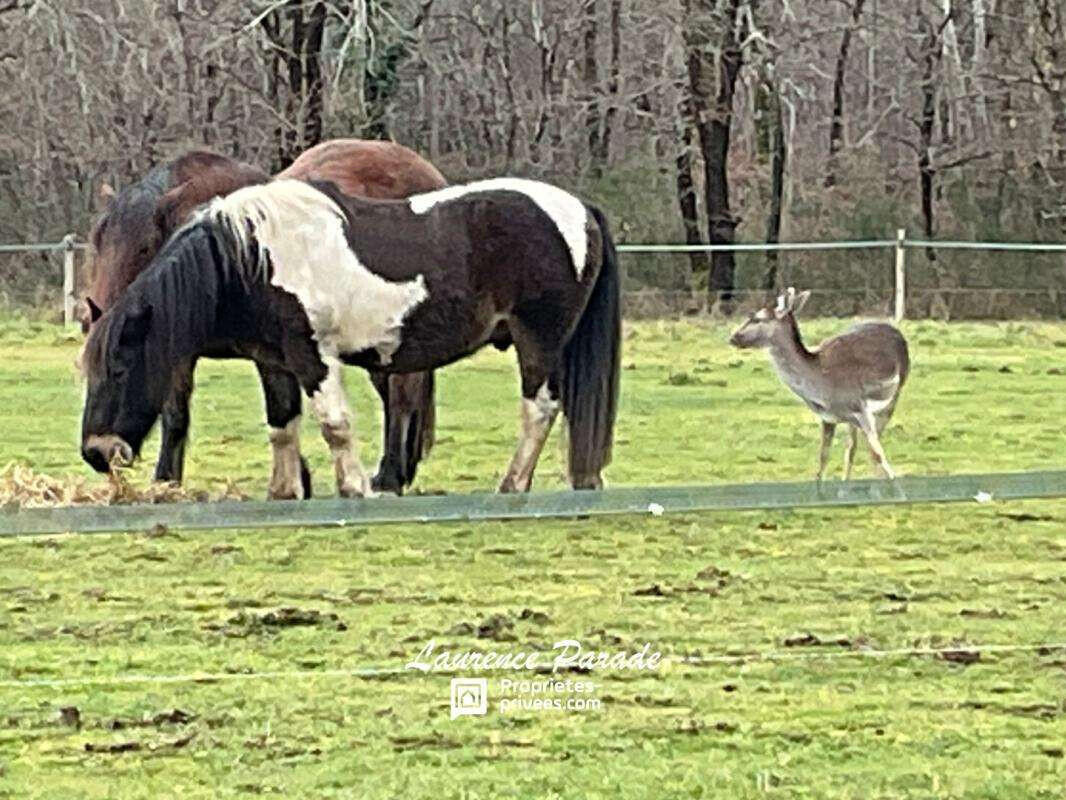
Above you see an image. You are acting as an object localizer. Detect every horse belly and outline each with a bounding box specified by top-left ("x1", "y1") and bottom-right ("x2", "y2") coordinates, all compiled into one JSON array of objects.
[{"x1": 358, "y1": 303, "x2": 504, "y2": 373}]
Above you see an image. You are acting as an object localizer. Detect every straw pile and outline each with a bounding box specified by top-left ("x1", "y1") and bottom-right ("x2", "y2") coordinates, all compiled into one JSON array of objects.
[{"x1": 0, "y1": 463, "x2": 248, "y2": 508}]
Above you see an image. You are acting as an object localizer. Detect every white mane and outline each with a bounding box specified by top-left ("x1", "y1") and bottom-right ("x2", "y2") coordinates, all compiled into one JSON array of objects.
[
  {"x1": 195, "y1": 179, "x2": 346, "y2": 281},
  {"x1": 195, "y1": 178, "x2": 427, "y2": 363}
]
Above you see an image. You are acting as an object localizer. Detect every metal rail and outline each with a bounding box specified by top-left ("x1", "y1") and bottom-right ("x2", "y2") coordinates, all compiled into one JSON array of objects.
[{"x1": 2, "y1": 470, "x2": 1064, "y2": 538}]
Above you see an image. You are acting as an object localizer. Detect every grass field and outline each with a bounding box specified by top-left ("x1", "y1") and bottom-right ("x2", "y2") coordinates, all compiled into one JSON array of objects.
[{"x1": 1, "y1": 316, "x2": 1065, "y2": 799}]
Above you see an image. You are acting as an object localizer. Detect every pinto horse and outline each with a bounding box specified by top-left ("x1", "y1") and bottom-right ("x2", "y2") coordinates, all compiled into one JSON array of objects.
[
  {"x1": 84, "y1": 140, "x2": 446, "y2": 496},
  {"x1": 81, "y1": 178, "x2": 621, "y2": 495}
]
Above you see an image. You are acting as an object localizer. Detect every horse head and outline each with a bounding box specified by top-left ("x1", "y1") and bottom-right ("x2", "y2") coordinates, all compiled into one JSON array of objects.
[
  {"x1": 80, "y1": 298, "x2": 166, "y2": 473},
  {"x1": 83, "y1": 172, "x2": 173, "y2": 334},
  {"x1": 83, "y1": 153, "x2": 268, "y2": 333}
]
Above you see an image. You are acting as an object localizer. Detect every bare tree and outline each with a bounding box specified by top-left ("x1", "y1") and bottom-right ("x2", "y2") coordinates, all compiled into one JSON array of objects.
[{"x1": 681, "y1": 0, "x2": 753, "y2": 306}]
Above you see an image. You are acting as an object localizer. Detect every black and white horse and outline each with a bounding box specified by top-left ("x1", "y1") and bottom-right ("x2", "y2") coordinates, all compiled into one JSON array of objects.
[{"x1": 80, "y1": 178, "x2": 621, "y2": 495}]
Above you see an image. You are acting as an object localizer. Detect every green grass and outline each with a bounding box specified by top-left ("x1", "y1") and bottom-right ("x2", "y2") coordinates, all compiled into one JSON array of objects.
[{"x1": 1, "y1": 316, "x2": 1065, "y2": 798}]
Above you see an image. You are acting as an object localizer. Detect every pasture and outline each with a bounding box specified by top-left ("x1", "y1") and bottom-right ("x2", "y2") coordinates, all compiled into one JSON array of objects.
[{"x1": 2, "y1": 315, "x2": 1065, "y2": 798}]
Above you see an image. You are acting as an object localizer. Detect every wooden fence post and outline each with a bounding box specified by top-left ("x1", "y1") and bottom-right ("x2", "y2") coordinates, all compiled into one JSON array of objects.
[
  {"x1": 62, "y1": 234, "x2": 76, "y2": 327},
  {"x1": 894, "y1": 228, "x2": 906, "y2": 323}
]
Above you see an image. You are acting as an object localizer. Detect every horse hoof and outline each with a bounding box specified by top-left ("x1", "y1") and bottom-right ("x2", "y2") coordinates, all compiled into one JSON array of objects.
[
  {"x1": 497, "y1": 477, "x2": 530, "y2": 494},
  {"x1": 570, "y1": 474, "x2": 603, "y2": 491},
  {"x1": 370, "y1": 472, "x2": 404, "y2": 496},
  {"x1": 338, "y1": 482, "x2": 375, "y2": 499},
  {"x1": 268, "y1": 479, "x2": 306, "y2": 501},
  {"x1": 267, "y1": 489, "x2": 301, "y2": 501}
]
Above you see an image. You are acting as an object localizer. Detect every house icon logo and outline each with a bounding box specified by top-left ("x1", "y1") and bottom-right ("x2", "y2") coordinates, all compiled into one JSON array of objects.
[{"x1": 450, "y1": 678, "x2": 488, "y2": 719}]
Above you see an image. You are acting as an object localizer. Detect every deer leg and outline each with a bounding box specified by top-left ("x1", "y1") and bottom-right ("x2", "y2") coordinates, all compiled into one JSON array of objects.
[
  {"x1": 817, "y1": 421, "x2": 836, "y2": 481},
  {"x1": 842, "y1": 425, "x2": 858, "y2": 480},
  {"x1": 308, "y1": 358, "x2": 373, "y2": 498},
  {"x1": 857, "y1": 409, "x2": 896, "y2": 480}
]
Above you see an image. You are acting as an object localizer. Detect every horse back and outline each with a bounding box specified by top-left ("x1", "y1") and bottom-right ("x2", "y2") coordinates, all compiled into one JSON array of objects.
[
  {"x1": 321, "y1": 186, "x2": 598, "y2": 371},
  {"x1": 278, "y1": 139, "x2": 447, "y2": 199}
]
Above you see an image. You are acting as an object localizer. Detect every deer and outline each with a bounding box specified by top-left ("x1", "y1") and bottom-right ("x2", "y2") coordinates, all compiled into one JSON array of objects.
[{"x1": 729, "y1": 288, "x2": 910, "y2": 481}]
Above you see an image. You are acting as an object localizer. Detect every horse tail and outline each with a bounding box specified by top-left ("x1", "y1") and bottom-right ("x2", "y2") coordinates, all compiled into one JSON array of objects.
[
  {"x1": 373, "y1": 371, "x2": 436, "y2": 495},
  {"x1": 561, "y1": 205, "x2": 622, "y2": 489}
]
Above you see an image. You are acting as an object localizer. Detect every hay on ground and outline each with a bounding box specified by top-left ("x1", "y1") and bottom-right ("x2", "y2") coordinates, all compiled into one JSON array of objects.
[{"x1": 0, "y1": 463, "x2": 248, "y2": 508}]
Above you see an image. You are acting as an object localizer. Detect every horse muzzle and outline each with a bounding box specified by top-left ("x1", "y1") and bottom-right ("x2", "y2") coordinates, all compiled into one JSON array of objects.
[{"x1": 82, "y1": 434, "x2": 134, "y2": 473}]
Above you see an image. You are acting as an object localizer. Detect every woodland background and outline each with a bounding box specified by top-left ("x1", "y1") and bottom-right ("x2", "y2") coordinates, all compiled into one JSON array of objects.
[{"x1": 1, "y1": 0, "x2": 1065, "y2": 316}]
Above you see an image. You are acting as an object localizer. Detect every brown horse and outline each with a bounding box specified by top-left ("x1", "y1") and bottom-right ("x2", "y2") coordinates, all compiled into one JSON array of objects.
[{"x1": 85, "y1": 140, "x2": 447, "y2": 496}]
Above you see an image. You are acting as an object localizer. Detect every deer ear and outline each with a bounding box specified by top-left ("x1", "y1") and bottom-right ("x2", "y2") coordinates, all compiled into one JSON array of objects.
[
  {"x1": 86, "y1": 297, "x2": 102, "y2": 323},
  {"x1": 773, "y1": 292, "x2": 789, "y2": 318},
  {"x1": 792, "y1": 290, "x2": 812, "y2": 316}
]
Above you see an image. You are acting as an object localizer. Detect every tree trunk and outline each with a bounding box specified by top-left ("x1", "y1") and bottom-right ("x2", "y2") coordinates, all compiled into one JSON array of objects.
[
  {"x1": 283, "y1": 0, "x2": 305, "y2": 164},
  {"x1": 826, "y1": 0, "x2": 867, "y2": 187},
  {"x1": 682, "y1": 0, "x2": 745, "y2": 308},
  {"x1": 971, "y1": 0, "x2": 990, "y2": 141},
  {"x1": 260, "y1": 0, "x2": 327, "y2": 169},
  {"x1": 583, "y1": 0, "x2": 601, "y2": 172},
  {"x1": 598, "y1": 0, "x2": 622, "y2": 168},
  {"x1": 918, "y1": 6, "x2": 942, "y2": 263},
  {"x1": 675, "y1": 100, "x2": 710, "y2": 278},
  {"x1": 302, "y1": 1, "x2": 327, "y2": 149},
  {"x1": 763, "y1": 75, "x2": 786, "y2": 291}
]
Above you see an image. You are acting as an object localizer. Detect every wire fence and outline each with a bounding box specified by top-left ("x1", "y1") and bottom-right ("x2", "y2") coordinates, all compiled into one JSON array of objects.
[{"x1": 2, "y1": 233, "x2": 1066, "y2": 324}]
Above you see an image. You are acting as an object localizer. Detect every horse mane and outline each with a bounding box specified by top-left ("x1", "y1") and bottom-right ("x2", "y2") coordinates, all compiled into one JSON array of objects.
[
  {"x1": 190, "y1": 179, "x2": 349, "y2": 284},
  {"x1": 82, "y1": 221, "x2": 234, "y2": 386},
  {"x1": 85, "y1": 179, "x2": 350, "y2": 384},
  {"x1": 91, "y1": 151, "x2": 267, "y2": 245},
  {"x1": 89, "y1": 163, "x2": 172, "y2": 249}
]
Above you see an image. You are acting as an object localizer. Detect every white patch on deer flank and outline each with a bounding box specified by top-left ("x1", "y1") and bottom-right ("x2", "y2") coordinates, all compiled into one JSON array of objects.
[
  {"x1": 202, "y1": 180, "x2": 427, "y2": 363},
  {"x1": 408, "y1": 178, "x2": 589, "y2": 278},
  {"x1": 864, "y1": 374, "x2": 901, "y2": 414}
]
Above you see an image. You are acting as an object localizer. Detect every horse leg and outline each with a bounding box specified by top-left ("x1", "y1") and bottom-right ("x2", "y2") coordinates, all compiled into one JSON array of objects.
[
  {"x1": 371, "y1": 371, "x2": 436, "y2": 496},
  {"x1": 367, "y1": 370, "x2": 398, "y2": 493},
  {"x1": 499, "y1": 327, "x2": 562, "y2": 493},
  {"x1": 256, "y1": 362, "x2": 312, "y2": 500},
  {"x1": 307, "y1": 357, "x2": 373, "y2": 498},
  {"x1": 154, "y1": 359, "x2": 196, "y2": 483}
]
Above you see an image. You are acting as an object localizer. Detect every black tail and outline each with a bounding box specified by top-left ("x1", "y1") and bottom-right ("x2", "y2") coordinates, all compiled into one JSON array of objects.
[
  {"x1": 371, "y1": 370, "x2": 436, "y2": 495},
  {"x1": 561, "y1": 205, "x2": 622, "y2": 489}
]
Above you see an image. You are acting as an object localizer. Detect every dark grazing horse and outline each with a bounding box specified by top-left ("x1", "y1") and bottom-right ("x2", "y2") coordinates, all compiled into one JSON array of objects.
[
  {"x1": 80, "y1": 178, "x2": 621, "y2": 495},
  {"x1": 84, "y1": 141, "x2": 447, "y2": 496}
]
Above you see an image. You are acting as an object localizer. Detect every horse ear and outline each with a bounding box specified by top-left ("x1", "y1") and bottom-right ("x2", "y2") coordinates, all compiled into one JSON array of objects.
[
  {"x1": 155, "y1": 182, "x2": 189, "y2": 238},
  {"x1": 86, "y1": 297, "x2": 102, "y2": 323},
  {"x1": 119, "y1": 304, "x2": 153, "y2": 344},
  {"x1": 98, "y1": 183, "x2": 116, "y2": 209}
]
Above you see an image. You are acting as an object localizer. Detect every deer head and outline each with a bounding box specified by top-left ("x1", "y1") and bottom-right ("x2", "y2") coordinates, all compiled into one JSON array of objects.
[{"x1": 729, "y1": 287, "x2": 811, "y2": 349}]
